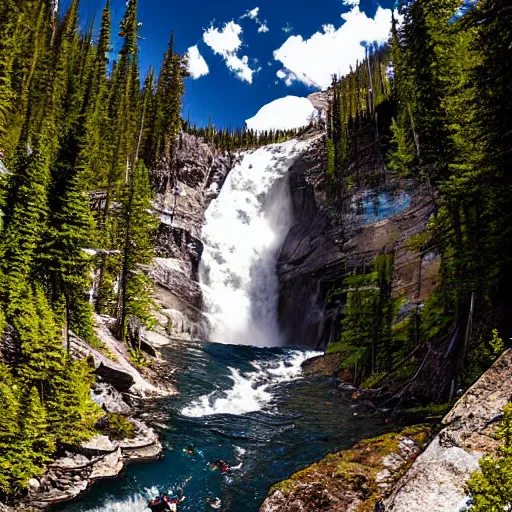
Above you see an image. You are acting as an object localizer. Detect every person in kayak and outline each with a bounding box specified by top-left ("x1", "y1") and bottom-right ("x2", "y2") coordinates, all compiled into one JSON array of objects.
[
  {"x1": 148, "y1": 493, "x2": 184, "y2": 512},
  {"x1": 209, "y1": 459, "x2": 230, "y2": 474},
  {"x1": 206, "y1": 497, "x2": 222, "y2": 509}
]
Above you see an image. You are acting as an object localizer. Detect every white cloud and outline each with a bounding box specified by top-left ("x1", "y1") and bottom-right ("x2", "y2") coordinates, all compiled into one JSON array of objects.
[
  {"x1": 203, "y1": 21, "x2": 243, "y2": 55},
  {"x1": 186, "y1": 45, "x2": 209, "y2": 79},
  {"x1": 343, "y1": 0, "x2": 360, "y2": 6},
  {"x1": 241, "y1": 7, "x2": 259, "y2": 19},
  {"x1": 241, "y1": 6, "x2": 269, "y2": 33},
  {"x1": 225, "y1": 54, "x2": 256, "y2": 83},
  {"x1": 203, "y1": 21, "x2": 260, "y2": 83},
  {"x1": 274, "y1": 6, "x2": 394, "y2": 89},
  {"x1": 282, "y1": 23, "x2": 293, "y2": 34},
  {"x1": 276, "y1": 69, "x2": 294, "y2": 86},
  {"x1": 246, "y1": 96, "x2": 317, "y2": 131}
]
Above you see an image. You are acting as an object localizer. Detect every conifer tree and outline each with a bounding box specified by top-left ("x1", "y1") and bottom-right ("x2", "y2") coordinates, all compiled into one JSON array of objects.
[
  {"x1": 116, "y1": 161, "x2": 157, "y2": 340},
  {"x1": 46, "y1": 359, "x2": 102, "y2": 445},
  {"x1": 0, "y1": 362, "x2": 20, "y2": 494},
  {"x1": 0, "y1": 127, "x2": 53, "y2": 305}
]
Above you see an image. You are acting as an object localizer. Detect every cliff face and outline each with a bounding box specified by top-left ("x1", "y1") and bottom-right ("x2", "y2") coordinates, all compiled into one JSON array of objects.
[
  {"x1": 149, "y1": 133, "x2": 237, "y2": 340},
  {"x1": 277, "y1": 133, "x2": 437, "y2": 350}
]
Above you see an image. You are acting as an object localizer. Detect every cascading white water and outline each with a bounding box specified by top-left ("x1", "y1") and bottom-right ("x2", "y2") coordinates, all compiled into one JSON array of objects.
[
  {"x1": 199, "y1": 139, "x2": 310, "y2": 347},
  {"x1": 181, "y1": 350, "x2": 318, "y2": 417}
]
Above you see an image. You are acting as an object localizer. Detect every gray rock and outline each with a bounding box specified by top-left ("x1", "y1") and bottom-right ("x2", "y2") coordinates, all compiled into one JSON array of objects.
[
  {"x1": 95, "y1": 361, "x2": 135, "y2": 392},
  {"x1": 80, "y1": 435, "x2": 117, "y2": 455},
  {"x1": 28, "y1": 478, "x2": 40, "y2": 490},
  {"x1": 68, "y1": 331, "x2": 135, "y2": 392},
  {"x1": 89, "y1": 448, "x2": 124, "y2": 480},
  {"x1": 91, "y1": 382, "x2": 132, "y2": 415},
  {"x1": 385, "y1": 349, "x2": 512, "y2": 512}
]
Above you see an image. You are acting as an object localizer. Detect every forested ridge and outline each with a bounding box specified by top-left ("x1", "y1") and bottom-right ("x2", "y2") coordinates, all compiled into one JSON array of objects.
[
  {"x1": 0, "y1": 0, "x2": 511, "y2": 505},
  {"x1": 324, "y1": 0, "x2": 512, "y2": 401},
  {"x1": 0, "y1": 0, "x2": 188, "y2": 498}
]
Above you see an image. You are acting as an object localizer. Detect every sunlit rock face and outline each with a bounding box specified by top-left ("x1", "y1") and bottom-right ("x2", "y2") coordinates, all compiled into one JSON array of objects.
[{"x1": 150, "y1": 132, "x2": 238, "y2": 340}]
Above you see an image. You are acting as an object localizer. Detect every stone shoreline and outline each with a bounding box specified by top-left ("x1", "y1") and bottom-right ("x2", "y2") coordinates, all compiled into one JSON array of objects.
[{"x1": 25, "y1": 424, "x2": 162, "y2": 509}]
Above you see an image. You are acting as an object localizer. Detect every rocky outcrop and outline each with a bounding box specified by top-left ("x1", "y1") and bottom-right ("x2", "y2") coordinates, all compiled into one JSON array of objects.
[
  {"x1": 91, "y1": 382, "x2": 132, "y2": 415},
  {"x1": 384, "y1": 348, "x2": 512, "y2": 512},
  {"x1": 90, "y1": 315, "x2": 175, "y2": 396},
  {"x1": 25, "y1": 422, "x2": 162, "y2": 509},
  {"x1": 150, "y1": 132, "x2": 237, "y2": 340},
  {"x1": 307, "y1": 90, "x2": 330, "y2": 116},
  {"x1": 259, "y1": 426, "x2": 432, "y2": 512},
  {"x1": 278, "y1": 131, "x2": 436, "y2": 350}
]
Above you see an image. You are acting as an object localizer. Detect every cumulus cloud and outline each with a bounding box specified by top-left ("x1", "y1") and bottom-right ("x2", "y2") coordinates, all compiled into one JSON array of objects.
[
  {"x1": 226, "y1": 54, "x2": 260, "y2": 83},
  {"x1": 276, "y1": 69, "x2": 294, "y2": 87},
  {"x1": 343, "y1": 0, "x2": 360, "y2": 6},
  {"x1": 240, "y1": 7, "x2": 270, "y2": 34},
  {"x1": 282, "y1": 23, "x2": 293, "y2": 34},
  {"x1": 204, "y1": 21, "x2": 243, "y2": 55},
  {"x1": 203, "y1": 21, "x2": 259, "y2": 83},
  {"x1": 186, "y1": 45, "x2": 209, "y2": 79},
  {"x1": 246, "y1": 96, "x2": 317, "y2": 131},
  {"x1": 274, "y1": 6, "x2": 394, "y2": 89}
]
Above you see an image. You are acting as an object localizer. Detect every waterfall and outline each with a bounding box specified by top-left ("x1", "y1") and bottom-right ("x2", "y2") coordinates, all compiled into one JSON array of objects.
[{"x1": 199, "y1": 139, "x2": 309, "y2": 347}]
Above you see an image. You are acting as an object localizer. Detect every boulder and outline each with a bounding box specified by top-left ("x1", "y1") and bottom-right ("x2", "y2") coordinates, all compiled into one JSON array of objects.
[
  {"x1": 89, "y1": 448, "x2": 124, "y2": 480},
  {"x1": 91, "y1": 382, "x2": 132, "y2": 415},
  {"x1": 79, "y1": 435, "x2": 117, "y2": 455},
  {"x1": 385, "y1": 349, "x2": 512, "y2": 511},
  {"x1": 95, "y1": 361, "x2": 135, "y2": 392},
  {"x1": 28, "y1": 478, "x2": 40, "y2": 491}
]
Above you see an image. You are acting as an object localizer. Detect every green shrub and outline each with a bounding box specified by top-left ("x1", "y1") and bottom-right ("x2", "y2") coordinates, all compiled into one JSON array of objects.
[
  {"x1": 465, "y1": 403, "x2": 512, "y2": 510},
  {"x1": 101, "y1": 413, "x2": 136, "y2": 440},
  {"x1": 128, "y1": 348, "x2": 150, "y2": 370}
]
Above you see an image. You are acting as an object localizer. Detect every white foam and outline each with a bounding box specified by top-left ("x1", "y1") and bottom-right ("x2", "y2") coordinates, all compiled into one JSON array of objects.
[
  {"x1": 87, "y1": 486, "x2": 159, "y2": 511},
  {"x1": 181, "y1": 350, "x2": 318, "y2": 417},
  {"x1": 200, "y1": 139, "x2": 311, "y2": 347}
]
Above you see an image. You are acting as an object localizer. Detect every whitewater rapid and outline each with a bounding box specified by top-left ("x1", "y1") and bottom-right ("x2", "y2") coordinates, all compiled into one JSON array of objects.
[
  {"x1": 199, "y1": 139, "x2": 310, "y2": 347},
  {"x1": 181, "y1": 350, "x2": 318, "y2": 417}
]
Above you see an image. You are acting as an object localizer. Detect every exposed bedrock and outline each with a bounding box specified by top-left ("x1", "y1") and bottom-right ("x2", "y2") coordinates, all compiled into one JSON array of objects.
[
  {"x1": 150, "y1": 132, "x2": 238, "y2": 340},
  {"x1": 278, "y1": 135, "x2": 436, "y2": 350}
]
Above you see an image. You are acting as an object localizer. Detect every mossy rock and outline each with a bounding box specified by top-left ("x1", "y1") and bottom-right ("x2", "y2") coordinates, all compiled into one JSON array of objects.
[{"x1": 265, "y1": 425, "x2": 433, "y2": 512}]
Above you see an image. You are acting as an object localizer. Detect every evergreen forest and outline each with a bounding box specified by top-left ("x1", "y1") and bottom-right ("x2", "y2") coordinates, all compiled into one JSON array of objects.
[
  {"x1": 324, "y1": 0, "x2": 512, "y2": 400},
  {"x1": 0, "y1": 0, "x2": 511, "y2": 505}
]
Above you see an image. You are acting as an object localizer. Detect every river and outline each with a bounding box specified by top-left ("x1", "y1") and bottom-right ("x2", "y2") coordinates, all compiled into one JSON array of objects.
[
  {"x1": 55, "y1": 139, "x2": 398, "y2": 511},
  {"x1": 55, "y1": 340, "x2": 391, "y2": 512}
]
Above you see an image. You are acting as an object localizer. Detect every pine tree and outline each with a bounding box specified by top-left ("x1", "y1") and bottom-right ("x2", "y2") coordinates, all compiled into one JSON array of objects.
[
  {"x1": 0, "y1": 126, "x2": 53, "y2": 305},
  {"x1": 46, "y1": 359, "x2": 102, "y2": 445},
  {"x1": 387, "y1": 117, "x2": 415, "y2": 176},
  {"x1": 116, "y1": 160, "x2": 157, "y2": 340},
  {"x1": 12, "y1": 284, "x2": 65, "y2": 394},
  {"x1": 0, "y1": 362, "x2": 20, "y2": 494}
]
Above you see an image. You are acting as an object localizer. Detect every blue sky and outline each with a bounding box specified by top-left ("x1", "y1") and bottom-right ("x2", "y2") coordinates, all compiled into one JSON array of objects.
[{"x1": 64, "y1": 0, "x2": 395, "y2": 128}]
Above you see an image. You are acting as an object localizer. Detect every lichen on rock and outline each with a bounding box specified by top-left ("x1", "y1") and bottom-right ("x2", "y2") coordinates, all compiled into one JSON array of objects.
[{"x1": 260, "y1": 425, "x2": 432, "y2": 512}]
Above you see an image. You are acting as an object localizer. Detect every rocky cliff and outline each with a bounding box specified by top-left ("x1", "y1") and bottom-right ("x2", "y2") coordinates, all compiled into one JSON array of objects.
[
  {"x1": 277, "y1": 133, "x2": 436, "y2": 350},
  {"x1": 384, "y1": 348, "x2": 512, "y2": 512},
  {"x1": 149, "y1": 132, "x2": 237, "y2": 340}
]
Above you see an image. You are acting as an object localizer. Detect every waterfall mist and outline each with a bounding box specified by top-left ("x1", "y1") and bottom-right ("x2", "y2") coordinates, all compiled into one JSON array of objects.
[{"x1": 199, "y1": 139, "x2": 308, "y2": 347}]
